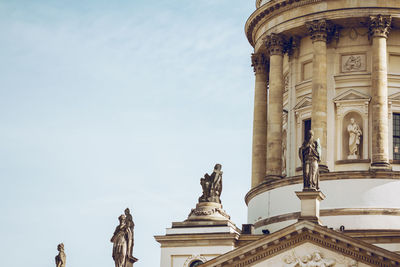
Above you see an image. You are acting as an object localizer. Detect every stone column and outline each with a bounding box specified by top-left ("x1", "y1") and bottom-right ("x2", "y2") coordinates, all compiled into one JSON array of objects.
[
  {"x1": 306, "y1": 20, "x2": 333, "y2": 173},
  {"x1": 250, "y1": 53, "x2": 269, "y2": 188},
  {"x1": 369, "y1": 15, "x2": 392, "y2": 169},
  {"x1": 265, "y1": 33, "x2": 285, "y2": 179}
]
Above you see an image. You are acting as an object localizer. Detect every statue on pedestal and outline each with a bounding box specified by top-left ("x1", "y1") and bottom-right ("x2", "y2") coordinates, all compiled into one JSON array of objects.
[
  {"x1": 111, "y1": 209, "x2": 136, "y2": 267},
  {"x1": 199, "y1": 164, "x2": 223, "y2": 203},
  {"x1": 299, "y1": 130, "x2": 321, "y2": 190},
  {"x1": 55, "y1": 243, "x2": 66, "y2": 267},
  {"x1": 347, "y1": 118, "x2": 362, "y2": 159}
]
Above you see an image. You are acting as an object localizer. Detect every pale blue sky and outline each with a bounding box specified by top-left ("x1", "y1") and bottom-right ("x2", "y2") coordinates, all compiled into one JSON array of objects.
[{"x1": 0, "y1": 1, "x2": 255, "y2": 266}]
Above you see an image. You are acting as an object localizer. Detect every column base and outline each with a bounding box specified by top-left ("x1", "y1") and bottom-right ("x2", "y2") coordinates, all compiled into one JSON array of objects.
[
  {"x1": 370, "y1": 162, "x2": 392, "y2": 171},
  {"x1": 295, "y1": 190, "x2": 326, "y2": 225}
]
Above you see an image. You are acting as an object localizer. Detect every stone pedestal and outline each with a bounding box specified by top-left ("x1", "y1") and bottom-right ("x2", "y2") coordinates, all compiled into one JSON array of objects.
[
  {"x1": 186, "y1": 202, "x2": 230, "y2": 221},
  {"x1": 295, "y1": 190, "x2": 326, "y2": 225}
]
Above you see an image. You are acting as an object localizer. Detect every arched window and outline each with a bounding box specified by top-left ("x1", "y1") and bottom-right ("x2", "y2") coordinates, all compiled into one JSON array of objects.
[{"x1": 190, "y1": 260, "x2": 204, "y2": 267}]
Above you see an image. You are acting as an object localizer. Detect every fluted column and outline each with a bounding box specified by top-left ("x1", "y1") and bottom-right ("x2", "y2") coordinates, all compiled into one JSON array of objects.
[
  {"x1": 306, "y1": 20, "x2": 332, "y2": 173},
  {"x1": 369, "y1": 15, "x2": 392, "y2": 169},
  {"x1": 265, "y1": 33, "x2": 285, "y2": 179},
  {"x1": 251, "y1": 53, "x2": 269, "y2": 188}
]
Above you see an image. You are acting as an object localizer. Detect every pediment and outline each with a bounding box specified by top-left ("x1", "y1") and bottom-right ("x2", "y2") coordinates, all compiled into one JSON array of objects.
[
  {"x1": 333, "y1": 89, "x2": 370, "y2": 103},
  {"x1": 294, "y1": 97, "x2": 312, "y2": 110},
  {"x1": 202, "y1": 221, "x2": 400, "y2": 267},
  {"x1": 389, "y1": 92, "x2": 400, "y2": 102}
]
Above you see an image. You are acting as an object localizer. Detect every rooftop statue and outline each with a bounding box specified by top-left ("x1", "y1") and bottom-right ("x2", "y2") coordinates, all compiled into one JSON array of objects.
[
  {"x1": 299, "y1": 130, "x2": 321, "y2": 190},
  {"x1": 111, "y1": 209, "x2": 136, "y2": 267},
  {"x1": 55, "y1": 243, "x2": 66, "y2": 267},
  {"x1": 199, "y1": 164, "x2": 223, "y2": 203}
]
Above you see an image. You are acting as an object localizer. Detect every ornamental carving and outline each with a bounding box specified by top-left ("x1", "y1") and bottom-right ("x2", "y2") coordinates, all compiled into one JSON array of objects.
[
  {"x1": 306, "y1": 19, "x2": 334, "y2": 43},
  {"x1": 342, "y1": 55, "x2": 366, "y2": 73},
  {"x1": 251, "y1": 53, "x2": 269, "y2": 74},
  {"x1": 283, "y1": 251, "x2": 336, "y2": 266},
  {"x1": 265, "y1": 33, "x2": 286, "y2": 55},
  {"x1": 187, "y1": 206, "x2": 230, "y2": 218},
  {"x1": 369, "y1": 15, "x2": 391, "y2": 39}
]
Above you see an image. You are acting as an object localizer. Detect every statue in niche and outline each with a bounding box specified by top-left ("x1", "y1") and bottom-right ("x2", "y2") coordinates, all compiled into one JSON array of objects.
[
  {"x1": 55, "y1": 243, "x2": 66, "y2": 267},
  {"x1": 199, "y1": 164, "x2": 223, "y2": 203},
  {"x1": 111, "y1": 209, "x2": 135, "y2": 267},
  {"x1": 347, "y1": 118, "x2": 362, "y2": 159},
  {"x1": 299, "y1": 130, "x2": 321, "y2": 190}
]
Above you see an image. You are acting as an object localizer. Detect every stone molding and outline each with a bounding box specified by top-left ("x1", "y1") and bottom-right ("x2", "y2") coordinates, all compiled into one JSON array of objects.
[
  {"x1": 306, "y1": 19, "x2": 335, "y2": 43},
  {"x1": 265, "y1": 33, "x2": 286, "y2": 55},
  {"x1": 202, "y1": 221, "x2": 400, "y2": 267},
  {"x1": 253, "y1": 208, "x2": 400, "y2": 228},
  {"x1": 368, "y1": 15, "x2": 392, "y2": 39},
  {"x1": 245, "y1": 0, "x2": 323, "y2": 46},
  {"x1": 251, "y1": 52, "x2": 269, "y2": 74},
  {"x1": 245, "y1": 170, "x2": 400, "y2": 204}
]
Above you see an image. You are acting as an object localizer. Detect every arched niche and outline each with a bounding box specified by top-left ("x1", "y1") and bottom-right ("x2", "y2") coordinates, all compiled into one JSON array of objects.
[
  {"x1": 342, "y1": 112, "x2": 363, "y2": 159},
  {"x1": 333, "y1": 89, "x2": 370, "y2": 161}
]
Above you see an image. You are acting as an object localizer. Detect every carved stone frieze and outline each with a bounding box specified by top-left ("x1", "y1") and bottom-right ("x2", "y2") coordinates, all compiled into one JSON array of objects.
[
  {"x1": 306, "y1": 19, "x2": 335, "y2": 43},
  {"x1": 368, "y1": 15, "x2": 392, "y2": 39},
  {"x1": 265, "y1": 33, "x2": 286, "y2": 55},
  {"x1": 341, "y1": 54, "x2": 366, "y2": 73},
  {"x1": 251, "y1": 53, "x2": 269, "y2": 74}
]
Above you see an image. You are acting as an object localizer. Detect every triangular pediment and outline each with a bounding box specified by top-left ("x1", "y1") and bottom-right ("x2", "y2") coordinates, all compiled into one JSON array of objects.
[
  {"x1": 294, "y1": 97, "x2": 312, "y2": 110},
  {"x1": 389, "y1": 92, "x2": 400, "y2": 101},
  {"x1": 333, "y1": 89, "x2": 370, "y2": 102},
  {"x1": 202, "y1": 221, "x2": 400, "y2": 267}
]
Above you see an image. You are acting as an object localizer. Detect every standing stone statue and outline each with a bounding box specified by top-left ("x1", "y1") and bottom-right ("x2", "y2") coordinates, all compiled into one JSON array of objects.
[
  {"x1": 124, "y1": 208, "x2": 135, "y2": 258},
  {"x1": 347, "y1": 118, "x2": 362, "y2": 159},
  {"x1": 111, "y1": 210, "x2": 135, "y2": 267},
  {"x1": 55, "y1": 243, "x2": 66, "y2": 267},
  {"x1": 299, "y1": 130, "x2": 321, "y2": 190},
  {"x1": 199, "y1": 164, "x2": 223, "y2": 203}
]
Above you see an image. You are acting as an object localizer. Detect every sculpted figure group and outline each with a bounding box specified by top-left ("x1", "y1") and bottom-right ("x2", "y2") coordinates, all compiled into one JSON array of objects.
[
  {"x1": 111, "y1": 208, "x2": 136, "y2": 267},
  {"x1": 199, "y1": 164, "x2": 223, "y2": 203},
  {"x1": 283, "y1": 252, "x2": 336, "y2": 267}
]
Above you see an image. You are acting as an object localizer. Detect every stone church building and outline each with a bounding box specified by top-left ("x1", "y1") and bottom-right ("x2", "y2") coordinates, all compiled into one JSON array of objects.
[{"x1": 155, "y1": 1, "x2": 400, "y2": 266}]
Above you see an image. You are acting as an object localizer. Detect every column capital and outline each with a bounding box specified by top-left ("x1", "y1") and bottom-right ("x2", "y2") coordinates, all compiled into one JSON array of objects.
[
  {"x1": 251, "y1": 53, "x2": 269, "y2": 74},
  {"x1": 306, "y1": 19, "x2": 334, "y2": 43},
  {"x1": 265, "y1": 33, "x2": 286, "y2": 56},
  {"x1": 369, "y1": 15, "x2": 392, "y2": 39}
]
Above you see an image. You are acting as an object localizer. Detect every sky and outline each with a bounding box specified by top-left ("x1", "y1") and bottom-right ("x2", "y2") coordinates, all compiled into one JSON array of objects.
[{"x1": 0, "y1": 1, "x2": 255, "y2": 266}]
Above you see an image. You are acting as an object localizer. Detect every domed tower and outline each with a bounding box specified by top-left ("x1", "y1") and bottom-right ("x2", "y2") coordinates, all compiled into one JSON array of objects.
[{"x1": 246, "y1": 0, "x2": 400, "y2": 247}]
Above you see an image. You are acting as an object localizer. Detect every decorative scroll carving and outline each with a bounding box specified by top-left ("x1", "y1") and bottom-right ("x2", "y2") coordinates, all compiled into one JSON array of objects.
[
  {"x1": 55, "y1": 243, "x2": 66, "y2": 267},
  {"x1": 283, "y1": 251, "x2": 336, "y2": 266},
  {"x1": 299, "y1": 130, "x2": 321, "y2": 190},
  {"x1": 369, "y1": 15, "x2": 392, "y2": 39},
  {"x1": 188, "y1": 205, "x2": 230, "y2": 218},
  {"x1": 199, "y1": 164, "x2": 223, "y2": 203},
  {"x1": 265, "y1": 33, "x2": 286, "y2": 55},
  {"x1": 251, "y1": 53, "x2": 269, "y2": 74},
  {"x1": 306, "y1": 19, "x2": 335, "y2": 42}
]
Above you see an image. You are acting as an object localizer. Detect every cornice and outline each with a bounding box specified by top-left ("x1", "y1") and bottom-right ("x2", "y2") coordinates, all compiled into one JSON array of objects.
[
  {"x1": 203, "y1": 221, "x2": 400, "y2": 266},
  {"x1": 253, "y1": 208, "x2": 400, "y2": 228},
  {"x1": 245, "y1": 0, "x2": 323, "y2": 47},
  {"x1": 245, "y1": 170, "x2": 400, "y2": 205}
]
